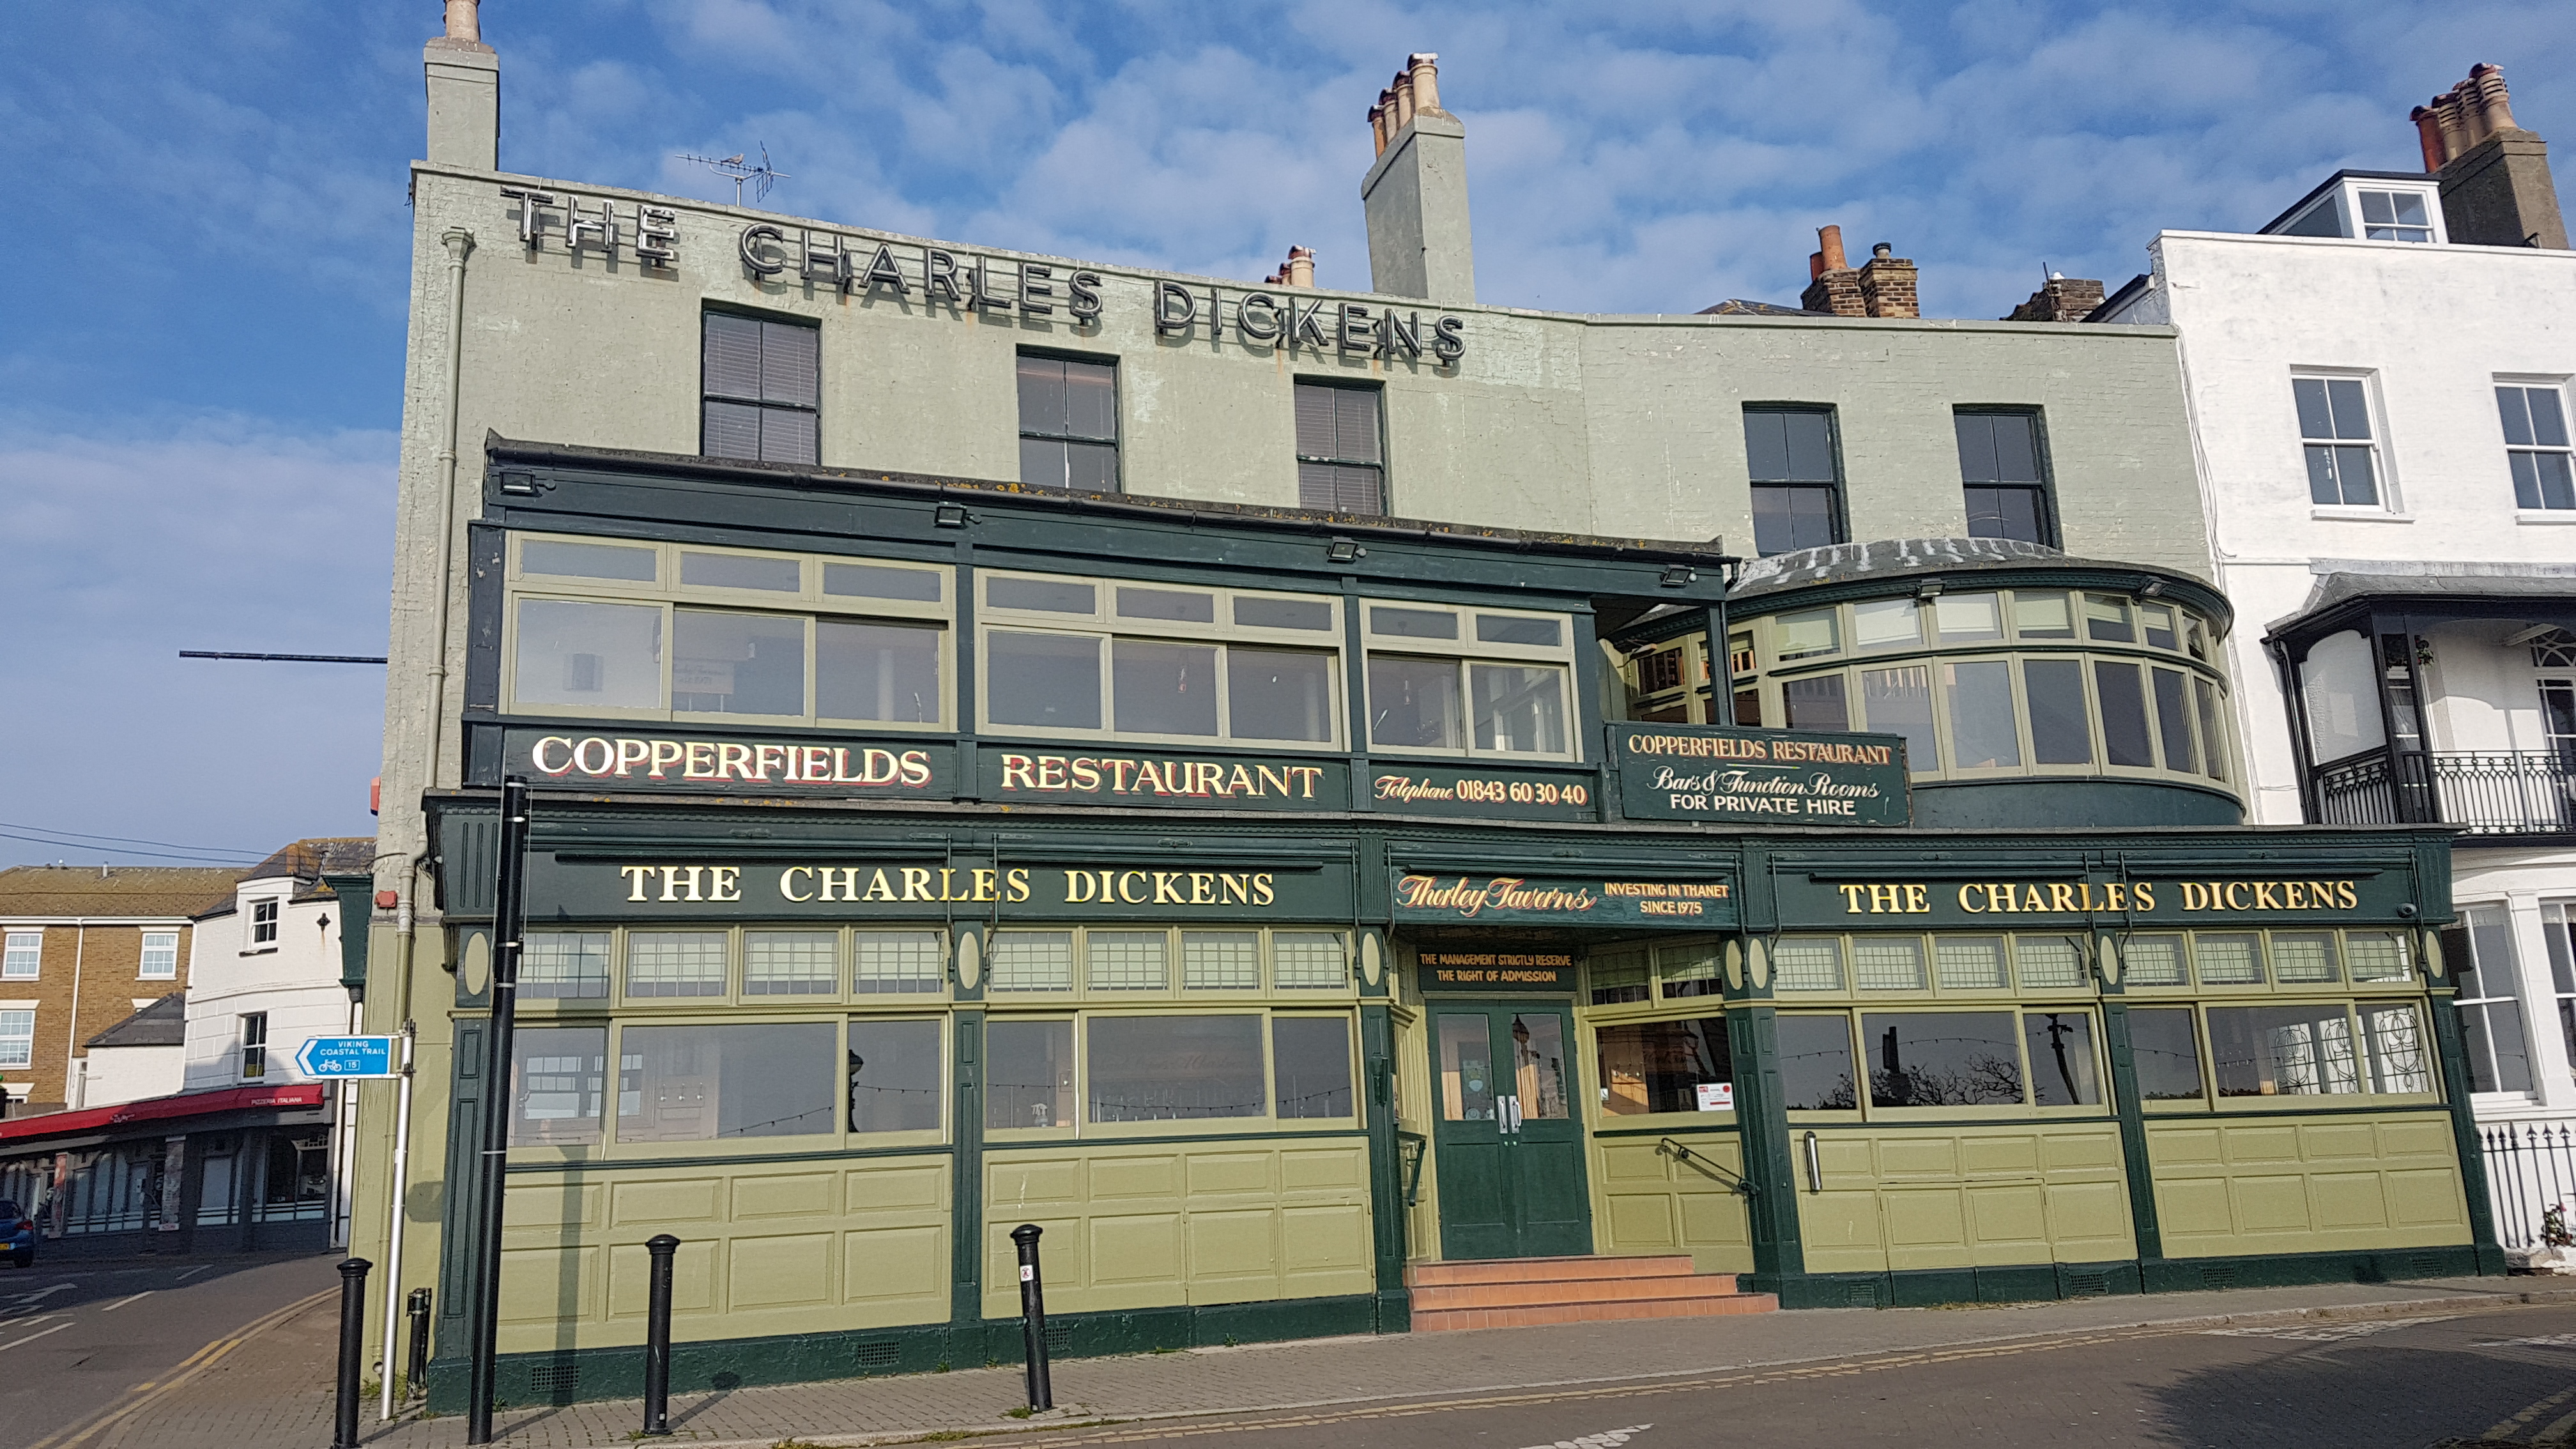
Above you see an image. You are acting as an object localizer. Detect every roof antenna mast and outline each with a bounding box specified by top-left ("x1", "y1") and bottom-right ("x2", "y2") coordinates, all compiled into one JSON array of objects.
[{"x1": 677, "y1": 144, "x2": 790, "y2": 206}]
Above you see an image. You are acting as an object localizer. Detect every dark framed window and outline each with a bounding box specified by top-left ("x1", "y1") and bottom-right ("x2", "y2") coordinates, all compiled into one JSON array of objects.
[
  {"x1": 1954, "y1": 410, "x2": 2055, "y2": 545},
  {"x1": 1744, "y1": 406, "x2": 1844, "y2": 556},
  {"x1": 1018, "y1": 352, "x2": 1119, "y2": 491},
  {"x1": 702, "y1": 310, "x2": 819, "y2": 464},
  {"x1": 1294, "y1": 381, "x2": 1385, "y2": 514}
]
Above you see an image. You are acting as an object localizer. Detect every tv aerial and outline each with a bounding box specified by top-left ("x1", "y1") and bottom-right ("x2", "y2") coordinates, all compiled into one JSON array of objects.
[{"x1": 678, "y1": 144, "x2": 790, "y2": 206}]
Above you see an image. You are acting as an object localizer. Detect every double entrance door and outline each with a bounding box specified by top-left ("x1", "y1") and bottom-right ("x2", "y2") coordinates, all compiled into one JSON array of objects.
[{"x1": 1429, "y1": 1002, "x2": 1592, "y2": 1261}]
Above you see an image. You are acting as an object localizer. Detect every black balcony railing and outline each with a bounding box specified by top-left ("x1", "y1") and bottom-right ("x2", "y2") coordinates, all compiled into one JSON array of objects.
[{"x1": 2315, "y1": 748, "x2": 2576, "y2": 835}]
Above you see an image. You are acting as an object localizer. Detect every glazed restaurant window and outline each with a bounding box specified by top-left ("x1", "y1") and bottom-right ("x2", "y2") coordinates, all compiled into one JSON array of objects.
[
  {"x1": 1776, "y1": 932, "x2": 2087, "y2": 993},
  {"x1": 1776, "y1": 1013, "x2": 1858, "y2": 1111},
  {"x1": 2498, "y1": 383, "x2": 2576, "y2": 510},
  {"x1": 980, "y1": 572, "x2": 1340, "y2": 746},
  {"x1": 507, "y1": 534, "x2": 949, "y2": 728},
  {"x1": 1855, "y1": 1009, "x2": 2102, "y2": 1108},
  {"x1": 847, "y1": 1018, "x2": 943, "y2": 1133},
  {"x1": 510, "y1": 1026, "x2": 609, "y2": 1146},
  {"x1": 1273, "y1": 1016, "x2": 1356, "y2": 1118},
  {"x1": 1596, "y1": 1017, "x2": 1734, "y2": 1116},
  {"x1": 2207, "y1": 1002, "x2": 2430, "y2": 1097},
  {"x1": 854, "y1": 930, "x2": 946, "y2": 993},
  {"x1": 1955, "y1": 410, "x2": 2053, "y2": 544},
  {"x1": 1366, "y1": 604, "x2": 1578, "y2": 760},
  {"x1": 626, "y1": 931, "x2": 726, "y2": 998},
  {"x1": 2442, "y1": 907, "x2": 2535, "y2": 1094},
  {"x1": 2293, "y1": 374, "x2": 2382, "y2": 507},
  {"x1": 983, "y1": 926, "x2": 1350, "y2": 995},
  {"x1": 1019, "y1": 352, "x2": 1119, "y2": 492},
  {"x1": 986, "y1": 1018, "x2": 1074, "y2": 1130},
  {"x1": 2126, "y1": 1008, "x2": 2206, "y2": 1101},
  {"x1": 1760, "y1": 588, "x2": 2230, "y2": 788},
  {"x1": 1088, "y1": 1015, "x2": 1266, "y2": 1121},
  {"x1": 703, "y1": 310, "x2": 819, "y2": 464},
  {"x1": 1745, "y1": 406, "x2": 1843, "y2": 557},
  {"x1": 1294, "y1": 381, "x2": 1385, "y2": 514},
  {"x1": 618, "y1": 1023, "x2": 839, "y2": 1140},
  {"x1": 744, "y1": 930, "x2": 836, "y2": 996}
]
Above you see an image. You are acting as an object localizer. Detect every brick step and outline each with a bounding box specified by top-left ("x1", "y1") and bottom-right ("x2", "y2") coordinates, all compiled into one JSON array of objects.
[
  {"x1": 1407, "y1": 1255, "x2": 1701, "y2": 1287},
  {"x1": 1411, "y1": 1273, "x2": 1742, "y2": 1311},
  {"x1": 1411, "y1": 1291, "x2": 1779, "y2": 1333}
]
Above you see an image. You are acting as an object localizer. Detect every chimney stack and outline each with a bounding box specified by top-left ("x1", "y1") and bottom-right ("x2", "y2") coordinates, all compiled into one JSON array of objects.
[
  {"x1": 2412, "y1": 63, "x2": 2566, "y2": 249},
  {"x1": 2003, "y1": 272, "x2": 2106, "y2": 323},
  {"x1": 425, "y1": 0, "x2": 499, "y2": 171},
  {"x1": 1361, "y1": 52, "x2": 1476, "y2": 303},
  {"x1": 1799, "y1": 227, "x2": 1918, "y2": 318}
]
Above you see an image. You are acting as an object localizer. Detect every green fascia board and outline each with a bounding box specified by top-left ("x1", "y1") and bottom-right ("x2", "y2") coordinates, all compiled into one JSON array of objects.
[
  {"x1": 422, "y1": 1293, "x2": 1384, "y2": 1413},
  {"x1": 1607, "y1": 563, "x2": 2233, "y2": 652},
  {"x1": 1751, "y1": 1245, "x2": 2492, "y2": 1312}
]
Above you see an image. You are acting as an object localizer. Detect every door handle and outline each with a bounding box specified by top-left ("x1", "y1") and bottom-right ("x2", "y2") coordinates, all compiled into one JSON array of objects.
[
  {"x1": 1803, "y1": 1131, "x2": 1823, "y2": 1193},
  {"x1": 1500, "y1": 1095, "x2": 1523, "y2": 1135}
]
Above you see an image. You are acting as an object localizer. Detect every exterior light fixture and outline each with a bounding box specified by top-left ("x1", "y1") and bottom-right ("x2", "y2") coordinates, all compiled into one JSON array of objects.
[
  {"x1": 1659, "y1": 564, "x2": 1696, "y2": 587},
  {"x1": 934, "y1": 502, "x2": 968, "y2": 528},
  {"x1": 2139, "y1": 578, "x2": 2165, "y2": 598},
  {"x1": 1326, "y1": 537, "x2": 1366, "y2": 564},
  {"x1": 1915, "y1": 578, "x2": 1944, "y2": 599}
]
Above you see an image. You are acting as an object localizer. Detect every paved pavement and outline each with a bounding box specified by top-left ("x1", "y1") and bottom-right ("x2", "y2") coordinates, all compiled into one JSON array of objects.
[
  {"x1": 32, "y1": 1273, "x2": 2576, "y2": 1448},
  {"x1": 0, "y1": 1250, "x2": 340, "y2": 1449}
]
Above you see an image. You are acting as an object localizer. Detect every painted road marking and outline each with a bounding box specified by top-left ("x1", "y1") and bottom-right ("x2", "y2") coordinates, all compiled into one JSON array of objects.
[
  {"x1": 99, "y1": 1292, "x2": 151, "y2": 1313},
  {"x1": 0, "y1": 1322, "x2": 74, "y2": 1353},
  {"x1": 2205, "y1": 1315, "x2": 2455, "y2": 1343},
  {"x1": 1519, "y1": 1425, "x2": 1651, "y2": 1449},
  {"x1": 6, "y1": 1284, "x2": 76, "y2": 1305},
  {"x1": 2487, "y1": 1381, "x2": 2576, "y2": 1439},
  {"x1": 173, "y1": 1265, "x2": 211, "y2": 1282},
  {"x1": 20, "y1": 1286, "x2": 334, "y2": 1449}
]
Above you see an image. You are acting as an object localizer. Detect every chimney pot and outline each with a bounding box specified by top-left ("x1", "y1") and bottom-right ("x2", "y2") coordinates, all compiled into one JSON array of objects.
[
  {"x1": 444, "y1": 0, "x2": 480, "y2": 42},
  {"x1": 1807, "y1": 250, "x2": 1825, "y2": 280},
  {"x1": 2471, "y1": 62, "x2": 2519, "y2": 134},
  {"x1": 1872, "y1": 241, "x2": 1892, "y2": 259},
  {"x1": 1407, "y1": 53, "x2": 1441, "y2": 114},
  {"x1": 2412, "y1": 104, "x2": 2448, "y2": 171},
  {"x1": 1368, "y1": 103, "x2": 1388, "y2": 155},
  {"x1": 1816, "y1": 224, "x2": 1848, "y2": 273},
  {"x1": 1392, "y1": 70, "x2": 1416, "y2": 128},
  {"x1": 1285, "y1": 245, "x2": 1316, "y2": 289}
]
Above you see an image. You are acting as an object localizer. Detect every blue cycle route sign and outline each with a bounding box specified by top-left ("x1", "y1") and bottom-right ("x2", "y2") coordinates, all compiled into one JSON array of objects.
[{"x1": 295, "y1": 1036, "x2": 401, "y2": 1078}]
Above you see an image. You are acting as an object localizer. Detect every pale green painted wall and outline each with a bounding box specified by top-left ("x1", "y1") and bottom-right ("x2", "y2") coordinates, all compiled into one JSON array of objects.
[{"x1": 2146, "y1": 1112, "x2": 2471, "y2": 1259}]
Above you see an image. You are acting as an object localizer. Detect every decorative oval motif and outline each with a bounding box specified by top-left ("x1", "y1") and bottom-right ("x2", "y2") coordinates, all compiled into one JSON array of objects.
[
  {"x1": 1724, "y1": 939, "x2": 1745, "y2": 992},
  {"x1": 1748, "y1": 937, "x2": 1770, "y2": 990},
  {"x1": 2096, "y1": 934, "x2": 2121, "y2": 987},
  {"x1": 1360, "y1": 932, "x2": 1383, "y2": 987},
  {"x1": 2420, "y1": 928, "x2": 2446, "y2": 981},
  {"x1": 460, "y1": 931, "x2": 491, "y2": 997},
  {"x1": 956, "y1": 929, "x2": 981, "y2": 990}
]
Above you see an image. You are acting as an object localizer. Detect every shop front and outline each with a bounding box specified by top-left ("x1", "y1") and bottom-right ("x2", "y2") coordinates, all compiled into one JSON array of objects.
[{"x1": 393, "y1": 446, "x2": 2494, "y2": 1408}]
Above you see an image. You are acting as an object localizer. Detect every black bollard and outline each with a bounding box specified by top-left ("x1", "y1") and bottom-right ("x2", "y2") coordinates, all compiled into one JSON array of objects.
[
  {"x1": 333, "y1": 1258, "x2": 372, "y2": 1449},
  {"x1": 641, "y1": 1234, "x2": 680, "y2": 1437},
  {"x1": 405, "y1": 1288, "x2": 433, "y2": 1403},
  {"x1": 1010, "y1": 1223, "x2": 1052, "y2": 1411}
]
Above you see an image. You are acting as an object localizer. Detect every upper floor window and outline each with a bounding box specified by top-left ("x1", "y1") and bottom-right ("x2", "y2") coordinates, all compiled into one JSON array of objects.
[
  {"x1": 238, "y1": 1011, "x2": 268, "y2": 1080},
  {"x1": 1294, "y1": 382, "x2": 1385, "y2": 514},
  {"x1": 979, "y1": 572, "x2": 1343, "y2": 747},
  {"x1": 0, "y1": 1009, "x2": 31, "y2": 1070},
  {"x1": 1744, "y1": 407, "x2": 1843, "y2": 557},
  {"x1": 250, "y1": 899, "x2": 280, "y2": 946},
  {"x1": 2293, "y1": 374, "x2": 2384, "y2": 508},
  {"x1": 2274, "y1": 180, "x2": 2446, "y2": 245},
  {"x1": 1365, "y1": 604, "x2": 1578, "y2": 760},
  {"x1": 140, "y1": 931, "x2": 179, "y2": 981},
  {"x1": 1, "y1": 931, "x2": 38, "y2": 980},
  {"x1": 1018, "y1": 353, "x2": 1119, "y2": 492},
  {"x1": 702, "y1": 310, "x2": 819, "y2": 465},
  {"x1": 1954, "y1": 411, "x2": 2054, "y2": 545},
  {"x1": 506, "y1": 533, "x2": 950, "y2": 730},
  {"x1": 2498, "y1": 383, "x2": 2575, "y2": 511},
  {"x1": 2356, "y1": 190, "x2": 2436, "y2": 243}
]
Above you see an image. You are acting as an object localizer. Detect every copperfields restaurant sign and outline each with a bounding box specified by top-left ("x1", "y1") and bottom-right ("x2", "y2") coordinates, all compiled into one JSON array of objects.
[{"x1": 1610, "y1": 723, "x2": 1909, "y2": 827}]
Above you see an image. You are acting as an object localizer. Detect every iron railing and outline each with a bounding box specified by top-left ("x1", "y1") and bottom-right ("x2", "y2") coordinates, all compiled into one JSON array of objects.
[
  {"x1": 2483, "y1": 1120, "x2": 2576, "y2": 1252},
  {"x1": 2314, "y1": 749, "x2": 2576, "y2": 835}
]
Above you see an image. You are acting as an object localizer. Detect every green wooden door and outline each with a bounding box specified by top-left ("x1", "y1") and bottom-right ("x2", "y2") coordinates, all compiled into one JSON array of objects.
[{"x1": 1431, "y1": 1004, "x2": 1593, "y2": 1261}]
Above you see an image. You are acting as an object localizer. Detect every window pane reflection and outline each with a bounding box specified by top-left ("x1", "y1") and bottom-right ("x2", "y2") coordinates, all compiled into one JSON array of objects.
[
  {"x1": 1470, "y1": 663, "x2": 1567, "y2": 753},
  {"x1": 1228, "y1": 648, "x2": 1335, "y2": 742},
  {"x1": 987, "y1": 632, "x2": 1101, "y2": 729},
  {"x1": 515, "y1": 599, "x2": 664, "y2": 710},
  {"x1": 847, "y1": 1018, "x2": 943, "y2": 1133},
  {"x1": 1776, "y1": 1013, "x2": 1857, "y2": 1110},
  {"x1": 1946, "y1": 661, "x2": 2021, "y2": 767},
  {"x1": 674, "y1": 610, "x2": 806, "y2": 716},
  {"x1": 511, "y1": 1026, "x2": 608, "y2": 1146},
  {"x1": 818, "y1": 620, "x2": 940, "y2": 723},
  {"x1": 1087, "y1": 1015, "x2": 1265, "y2": 1121},
  {"x1": 2128, "y1": 1008, "x2": 2204, "y2": 1100},
  {"x1": 2024, "y1": 1011, "x2": 2100, "y2": 1105},
  {"x1": 986, "y1": 1019, "x2": 1073, "y2": 1129},
  {"x1": 1597, "y1": 1017, "x2": 1733, "y2": 1116},
  {"x1": 1112, "y1": 639, "x2": 1220, "y2": 736},
  {"x1": 1862, "y1": 1011, "x2": 2022, "y2": 1107},
  {"x1": 1370, "y1": 655, "x2": 1462, "y2": 749},
  {"x1": 1274, "y1": 1016, "x2": 1355, "y2": 1118},
  {"x1": 617, "y1": 1023, "x2": 838, "y2": 1140}
]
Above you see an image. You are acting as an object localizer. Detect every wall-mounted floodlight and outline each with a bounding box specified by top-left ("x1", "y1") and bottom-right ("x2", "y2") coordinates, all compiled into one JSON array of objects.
[
  {"x1": 1326, "y1": 537, "x2": 1367, "y2": 564},
  {"x1": 934, "y1": 503, "x2": 969, "y2": 528},
  {"x1": 1659, "y1": 564, "x2": 1696, "y2": 588}
]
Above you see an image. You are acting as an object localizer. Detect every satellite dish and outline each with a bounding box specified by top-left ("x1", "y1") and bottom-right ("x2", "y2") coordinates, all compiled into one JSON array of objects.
[{"x1": 677, "y1": 143, "x2": 790, "y2": 206}]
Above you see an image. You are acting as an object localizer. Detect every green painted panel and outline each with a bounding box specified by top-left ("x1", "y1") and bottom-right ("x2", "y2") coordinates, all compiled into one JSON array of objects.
[
  {"x1": 1966, "y1": 1185, "x2": 2048, "y2": 1252},
  {"x1": 2389, "y1": 1168, "x2": 2471, "y2": 1229},
  {"x1": 611, "y1": 1177, "x2": 720, "y2": 1226},
  {"x1": 843, "y1": 1225, "x2": 945, "y2": 1303},
  {"x1": 733, "y1": 1172, "x2": 836, "y2": 1220},
  {"x1": 2234, "y1": 1175, "x2": 2315, "y2": 1233},
  {"x1": 609, "y1": 1238, "x2": 716, "y2": 1317},
  {"x1": 1281, "y1": 1203, "x2": 1370, "y2": 1273},
  {"x1": 499, "y1": 1245, "x2": 601, "y2": 1322},
  {"x1": 1367, "y1": 762, "x2": 1601, "y2": 822},
  {"x1": 1607, "y1": 1194, "x2": 1678, "y2": 1250},
  {"x1": 1779, "y1": 866, "x2": 2424, "y2": 930},
  {"x1": 2311, "y1": 1172, "x2": 2391, "y2": 1230},
  {"x1": 847, "y1": 1163, "x2": 946, "y2": 1211},
  {"x1": 1090, "y1": 1214, "x2": 1183, "y2": 1286},
  {"x1": 526, "y1": 854, "x2": 1358, "y2": 923},
  {"x1": 728, "y1": 1233, "x2": 835, "y2": 1309},
  {"x1": 983, "y1": 746, "x2": 1349, "y2": 812}
]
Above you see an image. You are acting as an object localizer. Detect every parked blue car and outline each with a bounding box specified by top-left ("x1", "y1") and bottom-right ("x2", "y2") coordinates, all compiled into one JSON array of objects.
[{"x1": 1, "y1": 1199, "x2": 33, "y2": 1269}]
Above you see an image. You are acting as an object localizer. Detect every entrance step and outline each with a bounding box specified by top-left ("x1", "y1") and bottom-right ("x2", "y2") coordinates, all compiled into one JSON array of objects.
[{"x1": 1406, "y1": 1254, "x2": 1777, "y2": 1331}]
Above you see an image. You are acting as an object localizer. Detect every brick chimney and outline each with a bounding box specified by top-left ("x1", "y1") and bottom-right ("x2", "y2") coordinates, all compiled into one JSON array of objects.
[
  {"x1": 1798, "y1": 226, "x2": 1864, "y2": 316},
  {"x1": 1362, "y1": 52, "x2": 1476, "y2": 303},
  {"x1": 2411, "y1": 63, "x2": 2566, "y2": 249},
  {"x1": 425, "y1": 0, "x2": 498, "y2": 170},
  {"x1": 1857, "y1": 241, "x2": 1919, "y2": 319},
  {"x1": 2003, "y1": 272, "x2": 2106, "y2": 323}
]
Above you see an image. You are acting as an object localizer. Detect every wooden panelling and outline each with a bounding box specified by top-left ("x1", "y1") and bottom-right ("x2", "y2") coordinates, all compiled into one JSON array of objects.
[{"x1": 2148, "y1": 1113, "x2": 2471, "y2": 1258}]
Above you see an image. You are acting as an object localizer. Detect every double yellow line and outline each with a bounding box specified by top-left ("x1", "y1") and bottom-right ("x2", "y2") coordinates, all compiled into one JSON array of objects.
[{"x1": 24, "y1": 1285, "x2": 337, "y2": 1449}]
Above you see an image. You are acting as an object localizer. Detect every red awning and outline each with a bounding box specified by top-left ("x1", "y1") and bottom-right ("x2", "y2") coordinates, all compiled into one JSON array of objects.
[{"x1": 0, "y1": 1084, "x2": 326, "y2": 1144}]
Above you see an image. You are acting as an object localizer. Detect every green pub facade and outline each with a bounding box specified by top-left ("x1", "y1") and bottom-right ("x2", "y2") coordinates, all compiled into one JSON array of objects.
[{"x1": 397, "y1": 448, "x2": 2491, "y2": 1407}]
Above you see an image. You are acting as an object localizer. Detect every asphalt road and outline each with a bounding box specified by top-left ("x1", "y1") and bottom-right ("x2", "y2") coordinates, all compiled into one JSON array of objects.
[
  {"x1": 0, "y1": 1251, "x2": 340, "y2": 1449},
  {"x1": 1000, "y1": 1303, "x2": 2576, "y2": 1449}
]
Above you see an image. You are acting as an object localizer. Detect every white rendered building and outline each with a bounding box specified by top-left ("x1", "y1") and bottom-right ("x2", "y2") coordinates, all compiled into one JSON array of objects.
[{"x1": 2095, "y1": 65, "x2": 2576, "y2": 1237}]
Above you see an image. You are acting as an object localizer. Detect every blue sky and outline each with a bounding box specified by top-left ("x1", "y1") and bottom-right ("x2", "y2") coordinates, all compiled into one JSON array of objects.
[{"x1": 1, "y1": 0, "x2": 2569, "y2": 867}]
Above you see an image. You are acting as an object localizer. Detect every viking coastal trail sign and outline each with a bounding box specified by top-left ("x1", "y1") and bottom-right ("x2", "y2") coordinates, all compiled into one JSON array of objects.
[
  {"x1": 1610, "y1": 723, "x2": 1910, "y2": 827},
  {"x1": 295, "y1": 1036, "x2": 402, "y2": 1078}
]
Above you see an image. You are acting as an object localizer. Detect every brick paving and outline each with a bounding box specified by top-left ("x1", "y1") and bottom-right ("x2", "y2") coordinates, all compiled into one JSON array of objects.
[{"x1": 70, "y1": 1276, "x2": 2576, "y2": 1449}]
